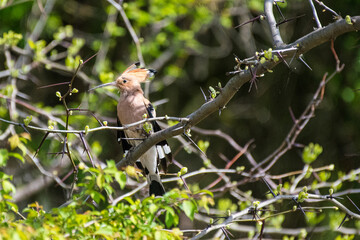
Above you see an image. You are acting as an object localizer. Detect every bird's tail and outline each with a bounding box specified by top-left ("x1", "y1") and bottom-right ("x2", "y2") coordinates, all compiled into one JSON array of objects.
[{"x1": 148, "y1": 174, "x2": 165, "y2": 196}]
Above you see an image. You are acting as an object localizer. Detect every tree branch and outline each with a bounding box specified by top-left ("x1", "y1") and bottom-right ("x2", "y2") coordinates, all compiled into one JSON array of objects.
[
  {"x1": 308, "y1": 0, "x2": 322, "y2": 29},
  {"x1": 116, "y1": 16, "x2": 360, "y2": 169},
  {"x1": 191, "y1": 193, "x2": 360, "y2": 239},
  {"x1": 264, "y1": 0, "x2": 284, "y2": 47}
]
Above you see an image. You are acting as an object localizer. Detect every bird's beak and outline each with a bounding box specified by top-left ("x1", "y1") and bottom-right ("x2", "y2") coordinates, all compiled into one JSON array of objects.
[{"x1": 88, "y1": 81, "x2": 116, "y2": 92}]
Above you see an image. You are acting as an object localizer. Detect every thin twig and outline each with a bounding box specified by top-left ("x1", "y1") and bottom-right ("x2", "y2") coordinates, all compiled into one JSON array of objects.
[
  {"x1": 314, "y1": 0, "x2": 340, "y2": 18},
  {"x1": 205, "y1": 139, "x2": 253, "y2": 190},
  {"x1": 252, "y1": 69, "x2": 340, "y2": 174},
  {"x1": 106, "y1": 0, "x2": 148, "y2": 97},
  {"x1": 191, "y1": 194, "x2": 360, "y2": 239},
  {"x1": 0, "y1": 116, "x2": 190, "y2": 134},
  {"x1": 308, "y1": 0, "x2": 322, "y2": 28}
]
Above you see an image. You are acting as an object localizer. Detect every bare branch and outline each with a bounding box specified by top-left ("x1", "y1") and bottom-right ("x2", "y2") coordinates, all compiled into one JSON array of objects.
[
  {"x1": 191, "y1": 193, "x2": 360, "y2": 239},
  {"x1": 116, "y1": 16, "x2": 360, "y2": 169},
  {"x1": 111, "y1": 168, "x2": 247, "y2": 206},
  {"x1": 106, "y1": 0, "x2": 144, "y2": 67},
  {"x1": 106, "y1": 0, "x2": 149, "y2": 97},
  {"x1": 194, "y1": 214, "x2": 360, "y2": 236},
  {"x1": 264, "y1": 0, "x2": 284, "y2": 47},
  {"x1": 0, "y1": 116, "x2": 189, "y2": 134},
  {"x1": 314, "y1": 0, "x2": 340, "y2": 18},
  {"x1": 308, "y1": 0, "x2": 322, "y2": 28},
  {"x1": 13, "y1": 153, "x2": 72, "y2": 202},
  {"x1": 252, "y1": 67, "x2": 340, "y2": 175}
]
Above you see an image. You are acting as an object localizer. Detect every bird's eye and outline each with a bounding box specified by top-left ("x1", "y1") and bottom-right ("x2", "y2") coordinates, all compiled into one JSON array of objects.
[{"x1": 123, "y1": 79, "x2": 127, "y2": 83}]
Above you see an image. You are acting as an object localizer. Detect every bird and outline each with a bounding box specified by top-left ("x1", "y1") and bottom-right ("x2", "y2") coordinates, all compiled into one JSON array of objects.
[{"x1": 90, "y1": 62, "x2": 172, "y2": 196}]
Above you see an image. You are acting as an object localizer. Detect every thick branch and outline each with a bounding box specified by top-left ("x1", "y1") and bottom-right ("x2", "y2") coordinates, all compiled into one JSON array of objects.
[
  {"x1": 290, "y1": 17, "x2": 359, "y2": 53},
  {"x1": 117, "y1": 16, "x2": 360, "y2": 168}
]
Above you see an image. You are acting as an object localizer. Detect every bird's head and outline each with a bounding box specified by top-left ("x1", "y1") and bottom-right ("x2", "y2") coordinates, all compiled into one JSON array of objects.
[
  {"x1": 89, "y1": 62, "x2": 156, "y2": 93},
  {"x1": 115, "y1": 63, "x2": 156, "y2": 92}
]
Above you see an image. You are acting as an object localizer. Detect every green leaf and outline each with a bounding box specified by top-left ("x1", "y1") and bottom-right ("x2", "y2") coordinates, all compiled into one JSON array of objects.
[
  {"x1": 65, "y1": 56, "x2": 74, "y2": 68},
  {"x1": 260, "y1": 57, "x2": 266, "y2": 64},
  {"x1": 197, "y1": 140, "x2": 210, "y2": 153},
  {"x1": 124, "y1": 197, "x2": 135, "y2": 205},
  {"x1": 164, "y1": 207, "x2": 179, "y2": 227},
  {"x1": 306, "y1": 212, "x2": 325, "y2": 226},
  {"x1": 0, "y1": 149, "x2": 9, "y2": 167},
  {"x1": 115, "y1": 172, "x2": 126, "y2": 189},
  {"x1": 8, "y1": 134, "x2": 20, "y2": 150},
  {"x1": 319, "y1": 171, "x2": 331, "y2": 181},
  {"x1": 91, "y1": 141, "x2": 103, "y2": 157},
  {"x1": 106, "y1": 22, "x2": 125, "y2": 37},
  {"x1": 6, "y1": 201, "x2": 18, "y2": 212},
  {"x1": 143, "y1": 122, "x2": 153, "y2": 134},
  {"x1": 0, "y1": 30, "x2": 22, "y2": 46},
  {"x1": 302, "y1": 143, "x2": 323, "y2": 164},
  {"x1": 106, "y1": 159, "x2": 116, "y2": 168},
  {"x1": 298, "y1": 191, "x2": 308, "y2": 203},
  {"x1": 341, "y1": 87, "x2": 355, "y2": 103},
  {"x1": 90, "y1": 191, "x2": 105, "y2": 204},
  {"x1": 155, "y1": 230, "x2": 168, "y2": 240},
  {"x1": 68, "y1": 38, "x2": 85, "y2": 56},
  {"x1": 198, "y1": 195, "x2": 215, "y2": 214},
  {"x1": 95, "y1": 224, "x2": 113, "y2": 236},
  {"x1": 54, "y1": 25, "x2": 69, "y2": 40},
  {"x1": 96, "y1": 174, "x2": 104, "y2": 189},
  {"x1": 264, "y1": 48, "x2": 272, "y2": 60},
  {"x1": 18, "y1": 143, "x2": 27, "y2": 156},
  {"x1": 217, "y1": 198, "x2": 237, "y2": 212},
  {"x1": 165, "y1": 210, "x2": 175, "y2": 228},
  {"x1": 2, "y1": 180, "x2": 16, "y2": 193},
  {"x1": 177, "y1": 167, "x2": 188, "y2": 177},
  {"x1": 99, "y1": 72, "x2": 114, "y2": 83},
  {"x1": 182, "y1": 200, "x2": 197, "y2": 221},
  {"x1": 149, "y1": 203, "x2": 158, "y2": 214},
  {"x1": 23, "y1": 115, "x2": 33, "y2": 126},
  {"x1": 27, "y1": 39, "x2": 35, "y2": 49},
  {"x1": 345, "y1": 15, "x2": 353, "y2": 25},
  {"x1": 8, "y1": 152, "x2": 24, "y2": 163}
]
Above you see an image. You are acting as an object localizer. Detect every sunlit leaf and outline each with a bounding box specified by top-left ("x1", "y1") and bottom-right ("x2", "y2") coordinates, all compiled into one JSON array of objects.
[
  {"x1": 182, "y1": 200, "x2": 197, "y2": 221},
  {"x1": 8, "y1": 134, "x2": 20, "y2": 150}
]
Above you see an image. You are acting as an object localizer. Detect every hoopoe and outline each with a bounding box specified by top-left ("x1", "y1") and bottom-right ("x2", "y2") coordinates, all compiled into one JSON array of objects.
[{"x1": 90, "y1": 62, "x2": 172, "y2": 196}]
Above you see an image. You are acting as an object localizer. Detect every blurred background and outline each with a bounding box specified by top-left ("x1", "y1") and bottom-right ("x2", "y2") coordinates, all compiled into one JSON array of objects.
[{"x1": 0, "y1": 0, "x2": 360, "y2": 238}]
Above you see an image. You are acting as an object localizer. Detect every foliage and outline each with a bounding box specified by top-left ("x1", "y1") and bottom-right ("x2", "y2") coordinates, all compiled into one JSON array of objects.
[
  {"x1": 302, "y1": 142, "x2": 323, "y2": 164},
  {"x1": 0, "y1": 161, "x2": 211, "y2": 239},
  {"x1": 0, "y1": 174, "x2": 191, "y2": 239}
]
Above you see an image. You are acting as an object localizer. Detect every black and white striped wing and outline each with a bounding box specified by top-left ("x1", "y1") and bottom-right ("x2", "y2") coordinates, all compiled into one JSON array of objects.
[
  {"x1": 146, "y1": 103, "x2": 172, "y2": 173},
  {"x1": 117, "y1": 117, "x2": 144, "y2": 171},
  {"x1": 117, "y1": 117, "x2": 132, "y2": 155}
]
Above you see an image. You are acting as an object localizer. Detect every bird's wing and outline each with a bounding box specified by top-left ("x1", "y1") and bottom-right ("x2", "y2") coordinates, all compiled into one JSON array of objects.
[
  {"x1": 145, "y1": 103, "x2": 173, "y2": 173},
  {"x1": 117, "y1": 117, "x2": 144, "y2": 171},
  {"x1": 117, "y1": 117, "x2": 133, "y2": 154}
]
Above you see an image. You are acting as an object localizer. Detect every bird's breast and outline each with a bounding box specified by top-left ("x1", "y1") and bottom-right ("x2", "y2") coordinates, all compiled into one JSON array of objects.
[
  {"x1": 117, "y1": 95, "x2": 147, "y2": 124},
  {"x1": 117, "y1": 93, "x2": 148, "y2": 144}
]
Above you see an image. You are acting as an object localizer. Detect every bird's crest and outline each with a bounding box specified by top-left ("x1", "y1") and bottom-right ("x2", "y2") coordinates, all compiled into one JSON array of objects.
[
  {"x1": 88, "y1": 62, "x2": 156, "y2": 92},
  {"x1": 118, "y1": 63, "x2": 156, "y2": 84}
]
